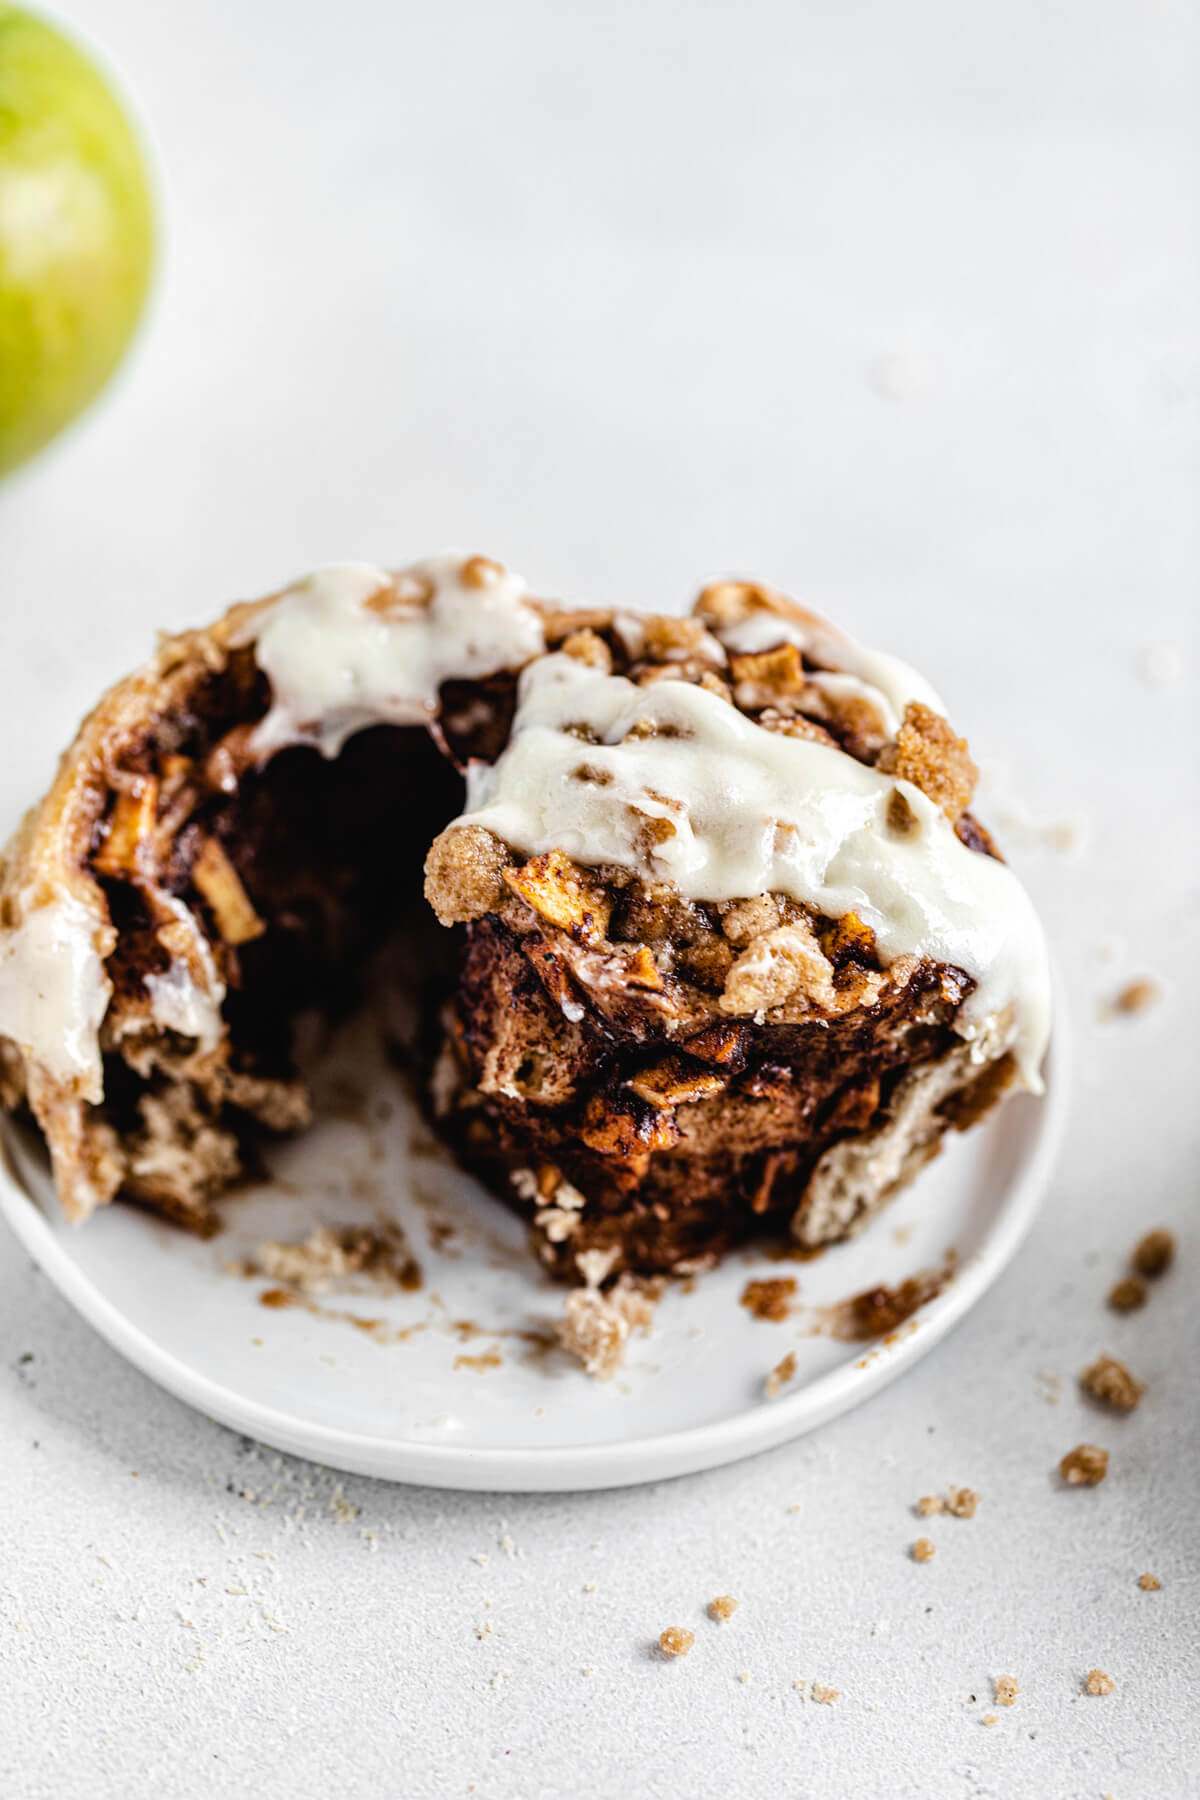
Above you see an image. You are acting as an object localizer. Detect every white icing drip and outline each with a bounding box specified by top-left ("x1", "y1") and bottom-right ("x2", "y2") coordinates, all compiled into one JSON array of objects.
[
  {"x1": 456, "y1": 654, "x2": 1051, "y2": 1088},
  {"x1": 144, "y1": 895, "x2": 226, "y2": 1053},
  {"x1": 718, "y1": 608, "x2": 946, "y2": 725},
  {"x1": 144, "y1": 964, "x2": 222, "y2": 1049},
  {"x1": 251, "y1": 554, "x2": 546, "y2": 758},
  {"x1": 0, "y1": 889, "x2": 111, "y2": 1096}
]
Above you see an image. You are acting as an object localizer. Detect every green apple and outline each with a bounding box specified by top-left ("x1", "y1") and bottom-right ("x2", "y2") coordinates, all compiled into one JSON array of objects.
[{"x1": 0, "y1": 5, "x2": 153, "y2": 475}]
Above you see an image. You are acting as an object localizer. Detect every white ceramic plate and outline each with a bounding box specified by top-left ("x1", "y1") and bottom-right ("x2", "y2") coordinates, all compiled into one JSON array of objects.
[{"x1": 0, "y1": 985, "x2": 1065, "y2": 1492}]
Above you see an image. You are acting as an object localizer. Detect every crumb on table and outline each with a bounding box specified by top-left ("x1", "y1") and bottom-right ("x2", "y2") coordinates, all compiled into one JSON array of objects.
[
  {"x1": 1138, "y1": 1572, "x2": 1161, "y2": 1591},
  {"x1": 1112, "y1": 977, "x2": 1160, "y2": 1016},
  {"x1": 1084, "y1": 1668, "x2": 1115, "y2": 1696},
  {"x1": 911, "y1": 1537, "x2": 936, "y2": 1563},
  {"x1": 708, "y1": 1595, "x2": 739, "y2": 1622},
  {"x1": 659, "y1": 1627, "x2": 694, "y2": 1659},
  {"x1": 1080, "y1": 1354, "x2": 1144, "y2": 1411},
  {"x1": 1132, "y1": 1228, "x2": 1175, "y2": 1279},
  {"x1": 994, "y1": 1674, "x2": 1019, "y2": 1707},
  {"x1": 916, "y1": 1487, "x2": 977, "y2": 1518},
  {"x1": 811, "y1": 1683, "x2": 839, "y2": 1705},
  {"x1": 1060, "y1": 1443, "x2": 1109, "y2": 1486},
  {"x1": 1107, "y1": 1276, "x2": 1147, "y2": 1313}
]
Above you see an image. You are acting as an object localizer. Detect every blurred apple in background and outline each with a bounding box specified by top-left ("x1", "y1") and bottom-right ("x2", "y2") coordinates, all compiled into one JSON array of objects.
[{"x1": 0, "y1": 4, "x2": 153, "y2": 476}]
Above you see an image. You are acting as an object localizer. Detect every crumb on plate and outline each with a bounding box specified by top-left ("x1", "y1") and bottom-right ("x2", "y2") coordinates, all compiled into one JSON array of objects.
[
  {"x1": 559, "y1": 1271, "x2": 659, "y2": 1379},
  {"x1": 740, "y1": 1277, "x2": 797, "y2": 1322},
  {"x1": 765, "y1": 1351, "x2": 798, "y2": 1399}
]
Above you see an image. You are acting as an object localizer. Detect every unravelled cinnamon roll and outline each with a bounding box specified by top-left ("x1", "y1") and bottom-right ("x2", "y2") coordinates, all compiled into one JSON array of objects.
[{"x1": 0, "y1": 555, "x2": 1050, "y2": 1287}]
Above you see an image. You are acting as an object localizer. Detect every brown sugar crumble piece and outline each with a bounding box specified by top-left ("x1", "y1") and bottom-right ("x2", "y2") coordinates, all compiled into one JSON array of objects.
[
  {"x1": 994, "y1": 1675, "x2": 1019, "y2": 1707},
  {"x1": 1107, "y1": 1276, "x2": 1147, "y2": 1313},
  {"x1": 946, "y1": 1486, "x2": 979, "y2": 1519},
  {"x1": 810, "y1": 1683, "x2": 839, "y2": 1705},
  {"x1": 1132, "y1": 1228, "x2": 1175, "y2": 1279},
  {"x1": 1084, "y1": 1668, "x2": 1115, "y2": 1696},
  {"x1": 1080, "y1": 1354, "x2": 1144, "y2": 1412},
  {"x1": 1112, "y1": 977, "x2": 1161, "y2": 1016},
  {"x1": 1060, "y1": 1443, "x2": 1109, "y2": 1486},
  {"x1": 1138, "y1": 1572, "x2": 1161, "y2": 1591},
  {"x1": 659, "y1": 1627, "x2": 694, "y2": 1659},
  {"x1": 708, "y1": 1595, "x2": 739, "y2": 1623},
  {"x1": 916, "y1": 1495, "x2": 945, "y2": 1517},
  {"x1": 765, "y1": 1351, "x2": 798, "y2": 1399},
  {"x1": 911, "y1": 1537, "x2": 936, "y2": 1563},
  {"x1": 424, "y1": 823, "x2": 511, "y2": 925},
  {"x1": 740, "y1": 1277, "x2": 797, "y2": 1323},
  {"x1": 876, "y1": 701, "x2": 977, "y2": 822}
]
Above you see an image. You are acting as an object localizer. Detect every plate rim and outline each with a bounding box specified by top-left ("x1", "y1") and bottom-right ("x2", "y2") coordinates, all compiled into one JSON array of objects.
[{"x1": 0, "y1": 1011, "x2": 1068, "y2": 1493}]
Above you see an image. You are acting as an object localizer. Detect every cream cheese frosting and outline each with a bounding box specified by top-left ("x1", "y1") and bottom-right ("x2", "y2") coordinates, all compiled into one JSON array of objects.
[
  {"x1": 250, "y1": 554, "x2": 547, "y2": 758},
  {"x1": 716, "y1": 606, "x2": 946, "y2": 737},
  {"x1": 143, "y1": 893, "x2": 227, "y2": 1054},
  {"x1": 0, "y1": 888, "x2": 113, "y2": 1097},
  {"x1": 454, "y1": 651, "x2": 1052, "y2": 1088}
]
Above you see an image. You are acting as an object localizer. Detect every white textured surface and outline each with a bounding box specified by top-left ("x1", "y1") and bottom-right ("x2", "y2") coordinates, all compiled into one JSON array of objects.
[{"x1": 0, "y1": 1, "x2": 1197, "y2": 1795}]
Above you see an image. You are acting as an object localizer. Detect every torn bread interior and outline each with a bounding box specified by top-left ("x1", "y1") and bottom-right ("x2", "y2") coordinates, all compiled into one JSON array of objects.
[{"x1": 0, "y1": 557, "x2": 1050, "y2": 1289}]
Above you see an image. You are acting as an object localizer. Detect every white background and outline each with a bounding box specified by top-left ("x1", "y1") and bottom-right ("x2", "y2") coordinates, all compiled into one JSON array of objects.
[{"x1": 1, "y1": 2, "x2": 1197, "y2": 1795}]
